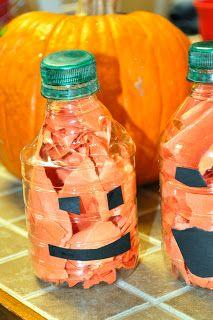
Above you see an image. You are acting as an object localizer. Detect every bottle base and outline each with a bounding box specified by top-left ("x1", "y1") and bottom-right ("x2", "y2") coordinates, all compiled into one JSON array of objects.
[{"x1": 34, "y1": 257, "x2": 139, "y2": 289}]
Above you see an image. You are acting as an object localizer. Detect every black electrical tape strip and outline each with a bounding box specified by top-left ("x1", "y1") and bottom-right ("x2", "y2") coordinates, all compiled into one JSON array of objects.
[
  {"x1": 58, "y1": 196, "x2": 80, "y2": 214},
  {"x1": 107, "y1": 186, "x2": 124, "y2": 210},
  {"x1": 175, "y1": 167, "x2": 207, "y2": 187},
  {"x1": 49, "y1": 232, "x2": 131, "y2": 261},
  {"x1": 172, "y1": 227, "x2": 213, "y2": 278}
]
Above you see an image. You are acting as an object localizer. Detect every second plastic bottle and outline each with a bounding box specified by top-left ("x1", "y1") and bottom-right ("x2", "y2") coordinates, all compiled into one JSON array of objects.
[{"x1": 160, "y1": 41, "x2": 213, "y2": 289}]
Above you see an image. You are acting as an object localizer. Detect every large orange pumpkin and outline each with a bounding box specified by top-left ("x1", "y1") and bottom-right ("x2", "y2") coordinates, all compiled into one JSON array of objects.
[{"x1": 0, "y1": 4, "x2": 190, "y2": 184}]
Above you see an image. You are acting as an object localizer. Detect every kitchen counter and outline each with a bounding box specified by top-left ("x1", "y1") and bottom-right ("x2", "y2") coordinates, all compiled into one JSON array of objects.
[{"x1": 0, "y1": 165, "x2": 212, "y2": 320}]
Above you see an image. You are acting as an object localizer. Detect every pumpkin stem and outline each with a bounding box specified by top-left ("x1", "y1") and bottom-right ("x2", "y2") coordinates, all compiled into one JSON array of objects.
[{"x1": 76, "y1": 0, "x2": 117, "y2": 15}]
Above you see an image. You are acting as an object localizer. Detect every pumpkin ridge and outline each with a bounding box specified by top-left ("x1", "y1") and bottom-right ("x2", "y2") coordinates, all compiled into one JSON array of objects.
[
  {"x1": 107, "y1": 14, "x2": 140, "y2": 124},
  {"x1": 107, "y1": 13, "x2": 146, "y2": 125},
  {"x1": 146, "y1": 16, "x2": 181, "y2": 180},
  {"x1": 0, "y1": 88, "x2": 12, "y2": 166},
  {"x1": 129, "y1": 12, "x2": 163, "y2": 182},
  {"x1": 32, "y1": 14, "x2": 69, "y2": 138},
  {"x1": 161, "y1": 17, "x2": 190, "y2": 109},
  {"x1": 94, "y1": 14, "x2": 131, "y2": 129},
  {"x1": 105, "y1": 14, "x2": 124, "y2": 119},
  {"x1": 157, "y1": 14, "x2": 189, "y2": 56},
  {"x1": 149, "y1": 17, "x2": 190, "y2": 182},
  {"x1": 38, "y1": 13, "x2": 69, "y2": 60},
  {"x1": 107, "y1": 13, "x2": 156, "y2": 182},
  {"x1": 130, "y1": 12, "x2": 164, "y2": 135},
  {"x1": 118, "y1": 13, "x2": 159, "y2": 139},
  {"x1": 133, "y1": 11, "x2": 189, "y2": 136},
  {"x1": 155, "y1": 15, "x2": 190, "y2": 134},
  {"x1": 0, "y1": 14, "x2": 60, "y2": 169},
  {"x1": 129, "y1": 11, "x2": 189, "y2": 182},
  {"x1": 75, "y1": 15, "x2": 89, "y2": 48},
  {"x1": 0, "y1": 15, "x2": 38, "y2": 165}
]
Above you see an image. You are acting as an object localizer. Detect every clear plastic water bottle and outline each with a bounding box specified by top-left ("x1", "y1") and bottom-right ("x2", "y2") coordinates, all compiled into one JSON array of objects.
[
  {"x1": 160, "y1": 41, "x2": 213, "y2": 289},
  {"x1": 21, "y1": 50, "x2": 139, "y2": 289}
]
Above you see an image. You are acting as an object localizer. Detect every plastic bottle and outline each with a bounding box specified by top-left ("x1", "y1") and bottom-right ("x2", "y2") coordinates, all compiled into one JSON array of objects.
[
  {"x1": 21, "y1": 50, "x2": 139, "y2": 289},
  {"x1": 160, "y1": 41, "x2": 213, "y2": 289}
]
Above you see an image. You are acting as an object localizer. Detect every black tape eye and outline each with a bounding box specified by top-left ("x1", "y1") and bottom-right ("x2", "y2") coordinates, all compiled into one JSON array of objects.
[
  {"x1": 58, "y1": 196, "x2": 80, "y2": 214},
  {"x1": 175, "y1": 167, "x2": 207, "y2": 187},
  {"x1": 107, "y1": 186, "x2": 124, "y2": 210}
]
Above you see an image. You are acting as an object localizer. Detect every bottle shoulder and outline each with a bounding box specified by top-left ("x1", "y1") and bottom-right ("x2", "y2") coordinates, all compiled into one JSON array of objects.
[
  {"x1": 160, "y1": 93, "x2": 213, "y2": 190},
  {"x1": 161, "y1": 94, "x2": 213, "y2": 144},
  {"x1": 21, "y1": 98, "x2": 135, "y2": 169}
]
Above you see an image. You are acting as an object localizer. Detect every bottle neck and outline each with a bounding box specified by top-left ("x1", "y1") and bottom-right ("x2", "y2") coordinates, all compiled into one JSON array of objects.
[
  {"x1": 191, "y1": 83, "x2": 213, "y2": 100},
  {"x1": 46, "y1": 93, "x2": 99, "y2": 114},
  {"x1": 41, "y1": 78, "x2": 99, "y2": 101},
  {"x1": 187, "y1": 66, "x2": 213, "y2": 84}
]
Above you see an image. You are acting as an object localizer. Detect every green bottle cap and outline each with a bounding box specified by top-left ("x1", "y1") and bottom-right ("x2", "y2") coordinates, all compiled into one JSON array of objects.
[
  {"x1": 41, "y1": 50, "x2": 99, "y2": 100},
  {"x1": 187, "y1": 41, "x2": 213, "y2": 83}
]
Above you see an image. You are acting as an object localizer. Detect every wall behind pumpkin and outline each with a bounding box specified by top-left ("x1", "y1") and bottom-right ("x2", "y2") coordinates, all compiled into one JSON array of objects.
[
  {"x1": 117, "y1": 0, "x2": 172, "y2": 15},
  {"x1": 25, "y1": 0, "x2": 174, "y2": 15}
]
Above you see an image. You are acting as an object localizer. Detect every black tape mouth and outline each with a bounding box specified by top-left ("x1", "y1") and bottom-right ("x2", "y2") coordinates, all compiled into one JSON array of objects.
[
  {"x1": 172, "y1": 227, "x2": 213, "y2": 278},
  {"x1": 48, "y1": 232, "x2": 131, "y2": 261}
]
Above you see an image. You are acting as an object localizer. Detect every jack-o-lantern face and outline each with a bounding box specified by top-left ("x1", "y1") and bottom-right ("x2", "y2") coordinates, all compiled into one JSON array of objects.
[
  {"x1": 160, "y1": 89, "x2": 213, "y2": 289},
  {"x1": 171, "y1": 165, "x2": 213, "y2": 279},
  {"x1": 50, "y1": 186, "x2": 131, "y2": 261}
]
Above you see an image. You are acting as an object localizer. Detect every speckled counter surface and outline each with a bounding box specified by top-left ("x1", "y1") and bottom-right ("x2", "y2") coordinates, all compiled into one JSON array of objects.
[{"x1": 0, "y1": 165, "x2": 212, "y2": 320}]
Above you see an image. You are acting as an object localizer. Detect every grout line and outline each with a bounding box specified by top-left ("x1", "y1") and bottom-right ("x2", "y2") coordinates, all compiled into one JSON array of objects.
[
  {"x1": 9, "y1": 214, "x2": 25, "y2": 224},
  {"x1": 23, "y1": 285, "x2": 57, "y2": 301},
  {"x1": 107, "y1": 298, "x2": 195, "y2": 320},
  {"x1": 115, "y1": 280, "x2": 193, "y2": 320},
  {"x1": 0, "y1": 186, "x2": 22, "y2": 197},
  {"x1": 0, "y1": 283, "x2": 57, "y2": 320},
  {"x1": 139, "y1": 233, "x2": 161, "y2": 245},
  {"x1": 116, "y1": 280, "x2": 192, "y2": 305},
  {"x1": 115, "y1": 280, "x2": 156, "y2": 303},
  {"x1": 0, "y1": 250, "x2": 28, "y2": 265},
  {"x1": 0, "y1": 217, "x2": 28, "y2": 238},
  {"x1": 105, "y1": 302, "x2": 151, "y2": 320},
  {"x1": 158, "y1": 303, "x2": 196, "y2": 320},
  {"x1": 140, "y1": 245, "x2": 161, "y2": 258},
  {"x1": 155, "y1": 286, "x2": 192, "y2": 304}
]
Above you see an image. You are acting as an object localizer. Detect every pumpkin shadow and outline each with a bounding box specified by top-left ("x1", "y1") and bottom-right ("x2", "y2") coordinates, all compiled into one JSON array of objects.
[{"x1": 95, "y1": 53, "x2": 157, "y2": 184}]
